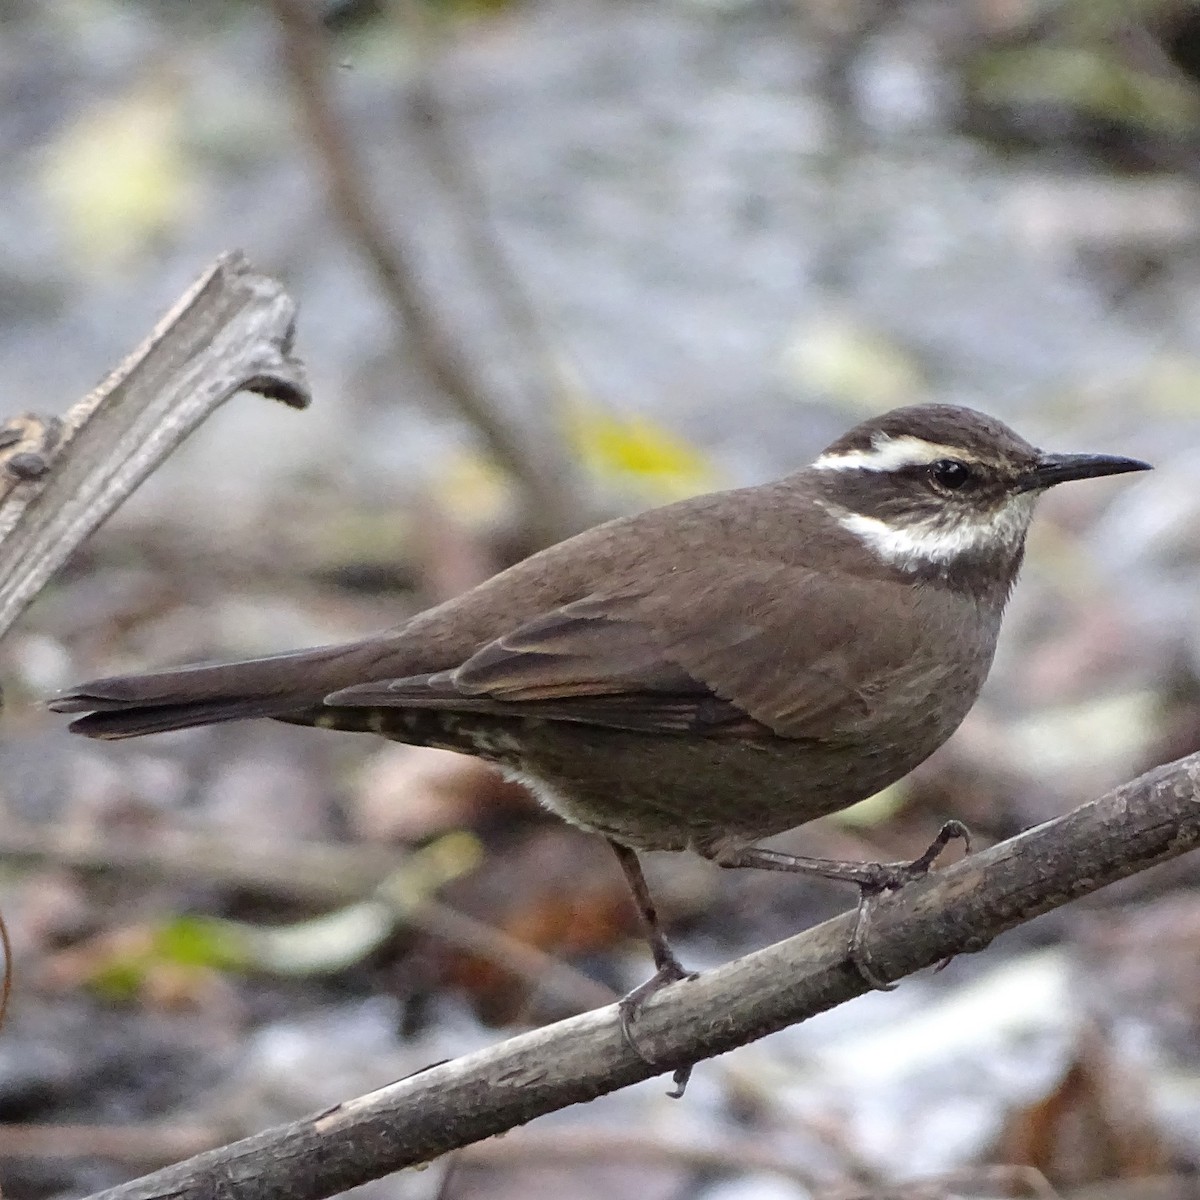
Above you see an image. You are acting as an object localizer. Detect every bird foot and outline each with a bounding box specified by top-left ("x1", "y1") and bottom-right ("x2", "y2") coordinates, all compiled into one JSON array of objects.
[
  {"x1": 847, "y1": 820, "x2": 972, "y2": 991},
  {"x1": 618, "y1": 955, "x2": 699, "y2": 1098}
]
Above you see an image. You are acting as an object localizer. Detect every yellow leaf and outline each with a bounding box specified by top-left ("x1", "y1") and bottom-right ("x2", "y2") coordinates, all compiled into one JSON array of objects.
[
  {"x1": 829, "y1": 781, "x2": 910, "y2": 828},
  {"x1": 433, "y1": 390, "x2": 718, "y2": 520},
  {"x1": 40, "y1": 73, "x2": 198, "y2": 271},
  {"x1": 563, "y1": 402, "x2": 718, "y2": 501}
]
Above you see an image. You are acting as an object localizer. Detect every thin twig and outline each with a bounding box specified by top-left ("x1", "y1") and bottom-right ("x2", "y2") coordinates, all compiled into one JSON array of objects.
[
  {"x1": 395, "y1": 0, "x2": 569, "y2": 404},
  {"x1": 268, "y1": 0, "x2": 588, "y2": 545},
  {"x1": 0, "y1": 907, "x2": 12, "y2": 1036},
  {"x1": 0, "y1": 821, "x2": 400, "y2": 906},
  {"x1": 0, "y1": 1124, "x2": 226, "y2": 1166},
  {"x1": 454, "y1": 1128, "x2": 826, "y2": 1188},
  {"x1": 409, "y1": 898, "x2": 616, "y2": 1012},
  {"x1": 75, "y1": 750, "x2": 1200, "y2": 1200},
  {"x1": 815, "y1": 1165, "x2": 1059, "y2": 1200}
]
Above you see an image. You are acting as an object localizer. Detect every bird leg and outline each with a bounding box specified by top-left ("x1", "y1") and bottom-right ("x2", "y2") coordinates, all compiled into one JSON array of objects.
[
  {"x1": 707, "y1": 820, "x2": 972, "y2": 991},
  {"x1": 608, "y1": 840, "x2": 698, "y2": 1097}
]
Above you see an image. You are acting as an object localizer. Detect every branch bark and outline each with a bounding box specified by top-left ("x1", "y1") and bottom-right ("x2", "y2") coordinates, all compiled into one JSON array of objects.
[
  {"x1": 81, "y1": 750, "x2": 1200, "y2": 1200},
  {"x1": 0, "y1": 252, "x2": 309, "y2": 643}
]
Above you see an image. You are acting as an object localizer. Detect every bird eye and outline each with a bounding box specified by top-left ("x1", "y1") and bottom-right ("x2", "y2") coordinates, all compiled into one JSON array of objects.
[{"x1": 930, "y1": 459, "x2": 972, "y2": 490}]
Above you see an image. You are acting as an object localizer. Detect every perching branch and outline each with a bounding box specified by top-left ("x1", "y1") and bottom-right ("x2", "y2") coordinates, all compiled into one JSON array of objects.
[
  {"x1": 0, "y1": 252, "x2": 309, "y2": 644},
  {"x1": 81, "y1": 750, "x2": 1200, "y2": 1200}
]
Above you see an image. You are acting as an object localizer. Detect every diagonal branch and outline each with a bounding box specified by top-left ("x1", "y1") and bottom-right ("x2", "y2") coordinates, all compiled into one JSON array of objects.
[
  {"x1": 81, "y1": 750, "x2": 1200, "y2": 1200},
  {"x1": 0, "y1": 252, "x2": 309, "y2": 644}
]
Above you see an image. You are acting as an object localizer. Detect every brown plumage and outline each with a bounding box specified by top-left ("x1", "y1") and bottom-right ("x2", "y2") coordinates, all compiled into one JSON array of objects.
[{"x1": 49, "y1": 404, "x2": 1149, "y2": 1045}]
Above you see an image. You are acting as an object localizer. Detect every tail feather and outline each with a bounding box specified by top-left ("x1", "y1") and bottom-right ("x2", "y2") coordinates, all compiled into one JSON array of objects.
[
  {"x1": 62, "y1": 699, "x2": 323, "y2": 740},
  {"x1": 47, "y1": 639, "x2": 405, "y2": 741}
]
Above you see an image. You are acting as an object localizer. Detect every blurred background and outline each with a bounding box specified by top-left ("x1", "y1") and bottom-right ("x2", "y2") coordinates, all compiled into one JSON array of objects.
[{"x1": 3, "y1": 0, "x2": 1200, "y2": 1196}]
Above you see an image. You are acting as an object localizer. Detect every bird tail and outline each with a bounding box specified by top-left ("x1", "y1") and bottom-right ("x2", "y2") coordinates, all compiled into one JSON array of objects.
[{"x1": 47, "y1": 640, "x2": 395, "y2": 740}]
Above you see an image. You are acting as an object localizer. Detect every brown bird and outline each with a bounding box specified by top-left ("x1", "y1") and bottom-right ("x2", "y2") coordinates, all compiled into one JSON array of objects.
[{"x1": 50, "y1": 404, "x2": 1148, "y2": 1038}]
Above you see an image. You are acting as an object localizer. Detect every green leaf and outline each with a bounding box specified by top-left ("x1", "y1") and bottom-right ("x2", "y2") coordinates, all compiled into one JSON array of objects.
[{"x1": 152, "y1": 916, "x2": 250, "y2": 971}]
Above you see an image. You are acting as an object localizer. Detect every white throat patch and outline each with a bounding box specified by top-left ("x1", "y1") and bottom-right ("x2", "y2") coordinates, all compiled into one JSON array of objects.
[
  {"x1": 813, "y1": 434, "x2": 972, "y2": 473},
  {"x1": 832, "y1": 494, "x2": 1037, "y2": 569}
]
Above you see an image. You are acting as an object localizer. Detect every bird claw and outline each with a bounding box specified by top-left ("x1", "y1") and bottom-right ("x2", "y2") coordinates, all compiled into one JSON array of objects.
[
  {"x1": 846, "y1": 820, "x2": 972, "y2": 991},
  {"x1": 618, "y1": 957, "x2": 699, "y2": 1098},
  {"x1": 848, "y1": 894, "x2": 897, "y2": 991}
]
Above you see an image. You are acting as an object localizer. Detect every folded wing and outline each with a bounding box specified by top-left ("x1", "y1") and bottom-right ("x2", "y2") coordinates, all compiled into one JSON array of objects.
[{"x1": 328, "y1": 564, "x2": 902, "y2": 740}]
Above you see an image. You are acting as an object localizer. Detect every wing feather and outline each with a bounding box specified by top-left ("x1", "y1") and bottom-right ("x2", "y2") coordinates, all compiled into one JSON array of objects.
[{"x1": 327, "y1": 564, "x2": 930, "y2": 740}]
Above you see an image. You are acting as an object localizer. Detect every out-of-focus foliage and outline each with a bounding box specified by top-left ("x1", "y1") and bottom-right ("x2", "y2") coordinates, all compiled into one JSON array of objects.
[
  {"x1": 562, "y1": 400, "x2": 719, "y2": 502},
  {"x1": 781, "y1": 315, "x2": 924, "y2": 415},
  {"x1": 39, "y1": 75, "x2": 199, "y2": 272},
  {"x1": 973, "y1": 48, "x2": 1200, "y2": 132}
]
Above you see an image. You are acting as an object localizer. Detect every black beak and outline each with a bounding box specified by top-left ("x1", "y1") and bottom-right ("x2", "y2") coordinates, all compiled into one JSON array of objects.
[{"x1": 1018, "y1": 451, "x2": 1152, "y2": 493}]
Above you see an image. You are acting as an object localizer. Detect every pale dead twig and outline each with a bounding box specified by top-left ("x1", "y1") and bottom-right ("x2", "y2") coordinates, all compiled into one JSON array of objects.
[
  {"x1": 815, "y1": 1165, "x2": 1060, "y2": 1200},
  {"x1": 455, "y1": 1127, "x2": 825, "y2": 1188},
  {"x1": 0, "y1": 1124, "x2": 227, "y2": 1167},
  {"x1": 0, "y1": 252, "x2": 309, "y2": 643}
]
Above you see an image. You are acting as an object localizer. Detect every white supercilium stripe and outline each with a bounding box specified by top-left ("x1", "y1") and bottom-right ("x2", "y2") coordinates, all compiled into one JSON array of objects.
[
  {"x1": 836, "y1": 494, "x2": 1036, "y2": 567},
  {"x1": 813, "y1": 434, "x2": 971, "y2": 473}
]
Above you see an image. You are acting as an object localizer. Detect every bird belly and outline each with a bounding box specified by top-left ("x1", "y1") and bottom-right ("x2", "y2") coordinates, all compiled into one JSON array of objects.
[
  {"x1": 337, "y1": 701, "x2": 968, "y2": 853},
  {"x1": 503, "y1": 721, "x2": 958, "y2": 853}
]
